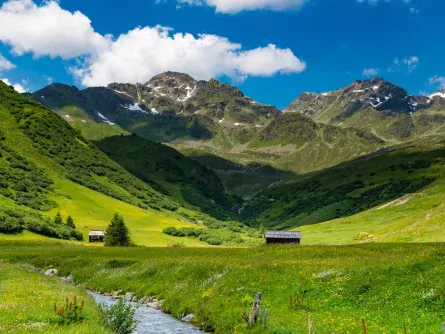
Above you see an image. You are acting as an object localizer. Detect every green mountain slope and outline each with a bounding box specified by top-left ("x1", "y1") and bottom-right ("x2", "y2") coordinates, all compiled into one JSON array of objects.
[
  {"x1": 41, "y1": 104, "x2": 239, "y2": 217},
  {"x1": 94, "y1": 134, "x2": 240, "y2": 218},
  {"x1": 0, "y1": 80, "x2": 207, "y2": 244},
  {"x1": 242, "y1": 137, "x2": 445, "y2": 241}
]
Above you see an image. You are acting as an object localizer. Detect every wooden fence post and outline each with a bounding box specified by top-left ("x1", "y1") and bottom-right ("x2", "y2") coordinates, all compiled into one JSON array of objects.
[
  {"x1": 263, "y1": 309, "x2": 268, "y2": 329},
  {"x1": 308, "y1": 314, "x2": 312, "y2": 334},
  {"x1": 248, "y1": 292, "x2": 262, "y2": 326},
  {"x1": 361, "y1": 317, "x2": 367, "y2": 334}
]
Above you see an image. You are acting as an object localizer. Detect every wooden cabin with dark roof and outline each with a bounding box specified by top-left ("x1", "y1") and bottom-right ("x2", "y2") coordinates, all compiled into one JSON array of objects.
[
  {"x1": 88, "y1": 231, "x2": 105, "y2": 243},
  {"x1": 265, "y1": 231, "x2": 301, "y2": 244}
]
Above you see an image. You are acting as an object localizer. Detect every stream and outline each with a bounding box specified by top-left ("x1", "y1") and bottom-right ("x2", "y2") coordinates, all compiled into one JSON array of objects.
[{"x1": 90, "y1": 292, "x2": 202, "y2": 334}]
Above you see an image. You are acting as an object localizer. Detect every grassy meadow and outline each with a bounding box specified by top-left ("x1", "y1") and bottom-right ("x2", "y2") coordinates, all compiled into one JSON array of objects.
[
  {"x1": 1, "y1": 241, "x2": 445, "y2": 333},
  {"x1": 0, "y1": 261, "x2": 109, "y2": 333},
  {"x1": 47, "y1": 178, "x2": 207, "y2": 247}
]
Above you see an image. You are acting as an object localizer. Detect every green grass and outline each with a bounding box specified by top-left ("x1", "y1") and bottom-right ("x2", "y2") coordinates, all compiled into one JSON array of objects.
[
  {"x1": 297, "y1": 176, "x2": 445, "y2": 244},
  {"x1": 47, "y1": 178, "x2": 207, "y2": 247},
  {"x1": 2, "y1": 242, "x2": 445, "y2": 333},
  {"x1": 0, "y1": 261, "x2": 108, "y2": 333}
]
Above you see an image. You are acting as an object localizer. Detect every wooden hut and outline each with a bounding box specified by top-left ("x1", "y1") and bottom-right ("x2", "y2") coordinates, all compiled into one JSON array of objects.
[
  {"x1": 88, "y1": 231, "x2": 105, "y2": 243},
  {"x1": 265, "y1": 231, "x2": 301, "y2": 244}
]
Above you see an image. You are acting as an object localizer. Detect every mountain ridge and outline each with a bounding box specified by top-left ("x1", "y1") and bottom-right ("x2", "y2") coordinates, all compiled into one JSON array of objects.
[{"x1": 26, "y1": 73, "x2": 397, "y2": 196}]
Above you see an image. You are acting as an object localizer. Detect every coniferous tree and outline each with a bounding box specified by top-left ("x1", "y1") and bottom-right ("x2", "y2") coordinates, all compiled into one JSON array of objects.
[
  {"x1": 54, "y1": 212, "x2": 63, "y2": 225},
  {"x1": 105, "y1": 213, "x2": 131, "y2": 247},
  {"x1": 66, "y1": 215, "x2": 76, "y2": 229}
]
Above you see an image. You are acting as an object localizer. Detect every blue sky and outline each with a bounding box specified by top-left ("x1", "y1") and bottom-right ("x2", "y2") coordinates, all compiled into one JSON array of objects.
[{"x1": 0, "y1": 0, "x2": 444, "y2": 109}]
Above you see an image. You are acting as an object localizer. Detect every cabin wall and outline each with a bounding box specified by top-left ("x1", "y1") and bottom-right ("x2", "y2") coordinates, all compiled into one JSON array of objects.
[{"x1": 266, "y1": 238, "x2": 300, "y2": 244}]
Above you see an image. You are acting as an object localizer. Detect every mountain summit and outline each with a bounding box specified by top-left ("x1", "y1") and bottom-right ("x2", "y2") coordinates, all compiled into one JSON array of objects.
[{"x1": 285, "y1": 78, "x2": 445, "y2": 141}]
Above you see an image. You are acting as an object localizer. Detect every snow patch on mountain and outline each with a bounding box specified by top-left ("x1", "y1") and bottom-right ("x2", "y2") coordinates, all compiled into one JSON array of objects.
[
  {"x1": 111, "y1": 89, "x2": 132, "y2": 98},
  {"x1": 97, "y1": 112, "x2": 115, "y2": 125},
  {"x1": 429, "y1": 92, "x2": 445, "y2": 99},
  {"x1": 121, "y1": 103, "x2": 147, "y2": 113}
]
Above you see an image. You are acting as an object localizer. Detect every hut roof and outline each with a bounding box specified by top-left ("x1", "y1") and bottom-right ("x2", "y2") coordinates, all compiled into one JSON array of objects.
[
  {"x1": 88, "y1": 231, "x2": 105, "y2": 236},
  {"x1": 265, "y1": 231, "x2": 301, "y2": 239}
]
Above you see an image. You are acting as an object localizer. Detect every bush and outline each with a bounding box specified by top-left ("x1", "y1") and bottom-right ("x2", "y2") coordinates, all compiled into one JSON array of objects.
[
  {"x1": 0, "y1": 214, "x2": 23, "y2": 234},
  {"x1": 99, "y1": 299, "x2": 137, "y2": 334}
]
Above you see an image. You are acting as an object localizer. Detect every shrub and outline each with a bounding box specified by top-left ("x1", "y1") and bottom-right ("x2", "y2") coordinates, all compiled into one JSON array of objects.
[
  {"x1": 0, "y1": 214, "x2": 23, "y2": 234},
  {"x1": 167, "y1": 241, "x2": 186, "y2": 248},
  {"x1": 99, "y1": 299, "x2": 138, "y2": 334}
]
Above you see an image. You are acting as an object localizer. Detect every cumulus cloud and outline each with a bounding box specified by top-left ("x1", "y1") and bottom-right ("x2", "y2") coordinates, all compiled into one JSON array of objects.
[
  {"x1": 362, "y1": 68, "x2": 378, "y2": 77},
  {"x1": 1, "y1": 77, "x2": 27, "y2": 93},
  {"x1": 0, "y1": 53, "x2": 15, "y2": 72},
  {"x1": 75, "y1": 26, "x2": 306, "y2": 86},
  {"x1": 0, "y1": 0, "x2": 109, "y2": 59},
  {"x1": 0, "y1": 0, "x2": 305, "y2": 86},
  {"x1": 428, "y1": 76, "x2": 445, "y2": 90},
  {"x1": 176, "y1": 0, "x2": 309, "y2": 13}
]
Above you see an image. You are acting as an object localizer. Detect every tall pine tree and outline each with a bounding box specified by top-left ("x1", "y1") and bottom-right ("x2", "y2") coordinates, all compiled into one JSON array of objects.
[
  {"x1": 105, "y1": 213, "x2": 131, "y2": 247},
  {"x1": 54, "y1": 212, "x2": 63, "y2": 225},
  {"x1": 66, "y1": 215, "x2": 76, "y2": 229}
]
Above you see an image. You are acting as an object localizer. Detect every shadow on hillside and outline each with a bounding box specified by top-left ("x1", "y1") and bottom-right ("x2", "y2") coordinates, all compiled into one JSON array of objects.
[
  {"x1": 242, "y1": 143, "x2": 445, "y2": 229},
  {"x1": 188, "y1": 153, "x2": 299, "y2": 198}
]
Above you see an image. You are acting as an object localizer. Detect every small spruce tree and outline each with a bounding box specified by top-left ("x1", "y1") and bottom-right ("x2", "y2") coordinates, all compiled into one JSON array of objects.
[
  {"x1": 105, "y1": 213, "x2": 131, "y2": 247},
  {"x1": 66, "y1": 215, "x2": 76, "y2": 229},
  {"x1": 54, "y1": 212, "x2": 63, "y2": 225}
]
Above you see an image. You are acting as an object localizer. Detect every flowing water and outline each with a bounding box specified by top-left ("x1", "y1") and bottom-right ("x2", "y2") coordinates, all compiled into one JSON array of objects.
[{"x1": 90, "y1": 292, "x2": 202, "y2": 334}]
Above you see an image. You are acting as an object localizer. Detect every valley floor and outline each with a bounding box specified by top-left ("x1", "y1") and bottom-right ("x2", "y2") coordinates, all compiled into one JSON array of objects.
[{"x1": 1, "y1": 241, "x2": 444, "y2": 333}]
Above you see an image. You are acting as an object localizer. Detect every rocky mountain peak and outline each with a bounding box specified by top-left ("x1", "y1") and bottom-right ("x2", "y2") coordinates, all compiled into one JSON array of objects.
[
  {"x1": 285, "y1": 78, "x2": 435, "y2": 118},
  {"x1": 200, "y1": 78, "x2": 245, "y2": 98},
  {"x1": 144, "y1": 71, "x2": 200, "y2": 102}
]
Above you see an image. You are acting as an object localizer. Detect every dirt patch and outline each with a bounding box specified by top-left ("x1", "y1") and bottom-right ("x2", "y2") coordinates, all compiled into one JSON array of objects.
[{"x1": 378, "y1": 194, "x2": 416, "y2": 210}]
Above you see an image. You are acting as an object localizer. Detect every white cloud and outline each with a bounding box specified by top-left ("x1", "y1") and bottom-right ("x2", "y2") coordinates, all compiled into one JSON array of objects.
[
  {"x1": 362, "y1": 68, "x2": 378, "y2": 77},
  {"x1": 74, "y1": 26, "x2": 306, "y2": 86},
  {"x1": 0, "y1": 53, "x2": 15, "y2": 72},
  {"x1": 428, "y1": 76, "x2": 445, "y2": 90},
  {"x1": 176, "y1": 0, "x2": 310, "y2": 13},
  {"x1": 402, "y1": 56, "x2": 419, "y2": 72},
  {"x1": 0, "y1": 0, "x2": 305, "y2": 86},
  {"x1": 1, "y1": 77, "x2": 27, "y2": 93},
  {"x1": 0, "y1": 0, "x2": 109, "y2": 59}
]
